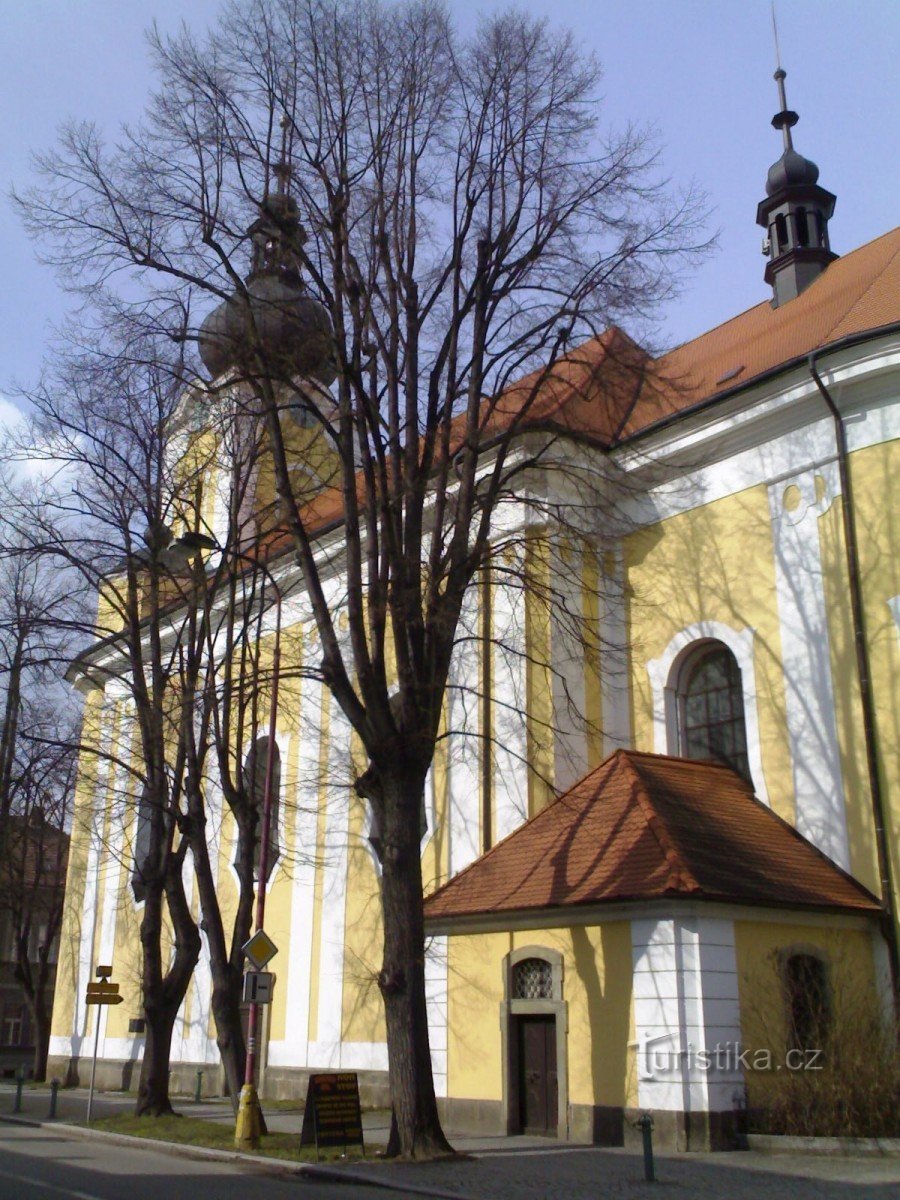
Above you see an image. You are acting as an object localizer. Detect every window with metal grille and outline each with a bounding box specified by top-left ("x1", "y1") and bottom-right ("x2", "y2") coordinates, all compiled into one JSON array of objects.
[
  {"x1": 678, "y1": 643, "x2": 750, "y2": 780},
  {"x1": 512, "y1": 957, "x2": 553, "y2": 1000}
]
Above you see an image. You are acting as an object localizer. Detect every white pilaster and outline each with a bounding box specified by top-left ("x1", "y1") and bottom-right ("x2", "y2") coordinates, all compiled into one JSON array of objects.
[
  {"x1": 447, "y1": 586, "x2": 482, "y2": 876},
  {"x1": 631, "y1": 916, "x2": 744, "y2": 1116},
  {"x1": 768, "y1": 465, "x2": 850, "y2": 868},
  {"x1": 309, "y1": 688, "x2": 350, "y2": 1066},
  {"x1": 491, "y1": 566, "x2": 530, "y2": 842},
  {"x1": 268, "y1": 668, "x2": 323, "y2": 1069},
  {"x1": 425, "y1": 935, "x2": 449, "y2": 1098}
]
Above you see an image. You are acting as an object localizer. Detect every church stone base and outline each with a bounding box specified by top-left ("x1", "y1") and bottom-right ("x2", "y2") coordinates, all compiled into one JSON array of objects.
[{"x1": 437, "y1": 1097, "x2": 739, "y2": 1151}]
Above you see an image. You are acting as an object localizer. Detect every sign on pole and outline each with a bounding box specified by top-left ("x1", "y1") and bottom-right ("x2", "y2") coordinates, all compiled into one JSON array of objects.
[
  {"x1": 85, "y1": 967, "x2": 122, "y2": 1123},
  {"x1": 242, "y1": 971, "x2": 275, "y2": 1004},
  {"x1": 241, "y1": 929, "x2": 278, "y2": 971}
]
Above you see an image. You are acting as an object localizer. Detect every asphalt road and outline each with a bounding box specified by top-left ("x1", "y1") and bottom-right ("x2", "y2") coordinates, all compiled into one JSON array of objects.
[{"x1": 0, "y1": 1121, "x2": 424, "y2": 1200}]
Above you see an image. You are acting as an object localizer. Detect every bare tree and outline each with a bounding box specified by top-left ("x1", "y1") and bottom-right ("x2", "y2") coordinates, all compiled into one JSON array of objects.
[
  {"x1": 16, "y1": 0, "x2": 707, "y2": 1154},
  {"x1": 5, "y1": 338, "x2": 308, "y2": 1114}
]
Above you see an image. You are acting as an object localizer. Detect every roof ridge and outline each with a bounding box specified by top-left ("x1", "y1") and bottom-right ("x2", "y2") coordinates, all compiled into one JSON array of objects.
[{"x1": 618, "y1": 754, "x2": 703, "y2": 895}]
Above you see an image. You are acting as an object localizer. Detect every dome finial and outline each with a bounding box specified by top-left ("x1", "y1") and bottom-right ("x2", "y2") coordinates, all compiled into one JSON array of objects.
[
  {"x1": 273, "y1": 112, "x2": 292, "y2": 197},
  {"x1": 770, "y1": 5, "x2": 798, "y2": 151}
]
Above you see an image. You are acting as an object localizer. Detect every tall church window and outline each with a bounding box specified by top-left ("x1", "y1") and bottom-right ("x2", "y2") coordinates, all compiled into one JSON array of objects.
[
  {"x1": 784, "y1": 952, "x2": 830, "y2": 1051},
  {"x1": 238, "y1": 736, "x2": 280, "y2": 883},
  {"x1": 677, "y1": 642, "x2": 750, "y2": 780},
  {"x1": 131, "y1": 785, "x2": 155, "y2": 902}
]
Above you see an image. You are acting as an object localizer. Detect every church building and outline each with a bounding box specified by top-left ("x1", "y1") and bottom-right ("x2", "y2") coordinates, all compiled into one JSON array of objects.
[{"x1": 49, "y1": 67, "x2": 899, "y2": 1150}]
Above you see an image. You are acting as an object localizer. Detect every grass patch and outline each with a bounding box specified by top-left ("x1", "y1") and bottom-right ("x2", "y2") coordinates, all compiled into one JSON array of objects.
[{"x1": 86, "y1": 1113, "x2": 374, "y2": 1163}]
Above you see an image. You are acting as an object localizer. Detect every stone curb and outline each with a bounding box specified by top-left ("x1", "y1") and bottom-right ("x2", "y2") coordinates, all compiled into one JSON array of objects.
[
  {"x1": 0, "y1": 1113, "x2": 482, "y2": 1200},
  {"x1": 746, "y1": 1133, "x2": 900, "y2": 1157}
]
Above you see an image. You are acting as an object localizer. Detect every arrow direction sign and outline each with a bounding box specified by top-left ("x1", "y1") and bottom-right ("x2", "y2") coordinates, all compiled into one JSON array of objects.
[
  {"x1": 85, "y1": 979, "x2": 122, "y2": 1006},
  {"x1": 87, "y1": 981, "x2": 120, "y2": 996},
  {"x1": 242, "y1": 929, "x2": 278, "y2": 971}
]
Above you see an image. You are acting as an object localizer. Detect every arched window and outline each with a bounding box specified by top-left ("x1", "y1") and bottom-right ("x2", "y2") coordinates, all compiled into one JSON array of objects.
[
  {"x1": 775, "y1": 213, "x2": 788, "y2": 252},
  {"x1": 795, "y1": 207, "x2": 810, "y2": 248},
  {"x1": 512, "y1": 957, "x2": 553, "y2": 1000},
  {"x1": 677, "y1": 642, "x2": 750, "y2": 780},
  {"x1": 784, "y1": 952, "x2": 830, "y2": 1051},
  {"x1": 239, "y1": 736, "x2": 280, "y2": 883}
]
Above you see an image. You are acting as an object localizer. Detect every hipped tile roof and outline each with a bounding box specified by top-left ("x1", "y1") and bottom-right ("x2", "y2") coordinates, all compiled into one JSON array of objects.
[{"x1": 424, "y1": 751, "x2": 881, "y2": 924}]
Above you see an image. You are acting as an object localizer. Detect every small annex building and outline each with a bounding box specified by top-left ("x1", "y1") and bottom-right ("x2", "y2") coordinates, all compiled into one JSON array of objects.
[{"x1": 424, "y1": 750, "x2": 882, "y2": 1147}]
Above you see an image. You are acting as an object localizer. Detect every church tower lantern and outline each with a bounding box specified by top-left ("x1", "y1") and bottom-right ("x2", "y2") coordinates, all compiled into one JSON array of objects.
[{"x1": 756, "y1": 66, "x2": 837, "y2": 307}]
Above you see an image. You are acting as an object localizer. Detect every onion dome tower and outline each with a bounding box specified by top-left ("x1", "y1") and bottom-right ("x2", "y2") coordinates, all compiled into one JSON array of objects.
[
  {"x1": 199, "y1": 119, "x2": 336, "y2": 386},
  {"x1": 756, "y1": 65, "x2": 837, "y2": 307}
]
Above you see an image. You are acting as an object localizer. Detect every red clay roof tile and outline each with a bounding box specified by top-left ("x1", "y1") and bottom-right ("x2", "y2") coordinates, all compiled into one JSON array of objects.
[{"x1": 423, "y1": 750, "x2": 880, "y2": 923}]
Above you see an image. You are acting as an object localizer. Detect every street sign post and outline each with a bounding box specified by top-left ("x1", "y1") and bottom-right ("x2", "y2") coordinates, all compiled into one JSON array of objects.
[
  {"x1": 85, "y1": 966, "x2": 122, "y2": 1123},
  {"x1": 241, "y1": 929, "x2": 278, "y2": 971},
  {"x1": 242, "y1": 971, "x2": 275, "y2": 1004}
]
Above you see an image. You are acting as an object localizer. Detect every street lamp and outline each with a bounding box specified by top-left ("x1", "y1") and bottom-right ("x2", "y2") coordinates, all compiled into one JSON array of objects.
[{"x1": 168, "y1": 531, "x2": 282, "y2": 1150}]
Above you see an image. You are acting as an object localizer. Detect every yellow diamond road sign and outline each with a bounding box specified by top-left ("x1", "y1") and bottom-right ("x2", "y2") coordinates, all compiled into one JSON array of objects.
[{"x1": 242, "y1": 929, "x2": 278, "y2": 970}]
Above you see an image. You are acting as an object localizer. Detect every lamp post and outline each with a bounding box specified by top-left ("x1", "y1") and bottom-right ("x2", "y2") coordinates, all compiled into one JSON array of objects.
[{"x1": 168, "y1": 531, "x2": 282, "y2": 1150}]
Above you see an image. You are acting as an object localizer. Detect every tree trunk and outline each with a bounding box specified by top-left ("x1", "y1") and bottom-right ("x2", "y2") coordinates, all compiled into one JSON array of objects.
[
  {"x1": 135, "y1": 858, "x2": 201, "y2": 1117},
  {"x1": 24, "y1": 973, "x2": 51, "y2": 1082},
  {"x1": 378, "y1": 778, "x2": 453, "y2": 1159},
  {"x1": 211, "y1": 968, "x2": 247, "y2": 1111},
  {"x1": 136, "y1": 1002, "x2": 179, "y2": 1116}
]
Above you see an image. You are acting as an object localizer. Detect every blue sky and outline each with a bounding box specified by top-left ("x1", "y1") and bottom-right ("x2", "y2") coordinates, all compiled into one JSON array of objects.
[{"x1": 2, "y1": 0, "x2": 898, "y2": 408}]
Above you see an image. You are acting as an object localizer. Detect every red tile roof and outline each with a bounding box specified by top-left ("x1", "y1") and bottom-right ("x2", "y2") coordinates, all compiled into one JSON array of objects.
[
  {"x1": 424, "y1": 750, "x2": 881, "y2": 924},
  {"x1": 242, "y1": 227, "x2": 900, "y2": 561},
  {"x1": 568, "y1": 226, "x2": 900, "y2": 444}
]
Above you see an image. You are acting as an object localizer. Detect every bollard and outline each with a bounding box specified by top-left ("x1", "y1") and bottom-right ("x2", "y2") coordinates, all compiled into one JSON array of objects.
[
  {"x1": 49, "y1": 1079, "x2": 60, "y2": 1120},
  {"x1": 194, "y1": 1070, "x2": 203, "y2": 1104},
  {"x1": 636, "y1": 1111, "x2": 655, "y2": 1182},
  {"x1": 13, "y1": 1068, "x2": 25, "y2": 1114}
]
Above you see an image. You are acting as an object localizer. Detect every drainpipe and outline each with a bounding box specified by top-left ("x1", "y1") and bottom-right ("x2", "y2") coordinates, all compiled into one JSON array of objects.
[{"x1": 808, "y1": 350, "x2": 899, "y2": 1009}]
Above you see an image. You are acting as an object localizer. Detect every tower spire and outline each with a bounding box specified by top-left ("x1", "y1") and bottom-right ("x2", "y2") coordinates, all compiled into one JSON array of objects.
[
  {"x1": 756, "y1": 18, "x2": 837, "y2": 307},
  {"x1": 770, "y1": 8, "x2": 798, "y2": 152}
]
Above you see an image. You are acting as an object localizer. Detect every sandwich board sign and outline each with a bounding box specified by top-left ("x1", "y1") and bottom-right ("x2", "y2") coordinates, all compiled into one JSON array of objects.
[{"x1": 300, "y1": 1072, "x2": 364, "y2": 1159}]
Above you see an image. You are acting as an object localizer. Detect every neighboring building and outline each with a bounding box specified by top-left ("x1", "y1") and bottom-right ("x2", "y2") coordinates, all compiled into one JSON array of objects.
[
  {"x1": 0, "y1": 813, "x2": 69, "y2": 1079},
  {"x1": 49, "y1": 71, "x2": 898, "y2": 1148}
]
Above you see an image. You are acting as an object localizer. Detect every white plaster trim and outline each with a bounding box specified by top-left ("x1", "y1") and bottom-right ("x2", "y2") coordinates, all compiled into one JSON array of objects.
[
  {"x1": 425, "y1": 935, "x2": 449, "y2": 1099},
  {"x1": 492, "y1": 569, "x2": 530, "y2": 841},
  {"x1": 279, "y1": 672, "x2": 324, "y2": 1067},
  {"x1": 631, "y1": 916, "x2": 743, "y2": 1115},
  {"x1": 447, "y1": 586, "x2": 482, "y2": 877},
  {"x1": 888, "y1": 596, "x2": 900, "y2": 647},
  {"x1": 315, "y1": 690, "x2": 350, "y2": 1054},
  {"x1": 301, "y1": 1040, "x2": 389, "y2": 1072},
  {"x1": 646, "y1": 621, "x2": 768, "y2": 806},
  {"x1": 767, "y1": 466, "x2": 850, "y2": 869}
]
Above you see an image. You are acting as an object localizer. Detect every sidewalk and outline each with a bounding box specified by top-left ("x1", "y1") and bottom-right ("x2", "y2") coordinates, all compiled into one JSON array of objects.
[{"x1": 2, "y1": 1081, "x2": 898, "y2": 1199}]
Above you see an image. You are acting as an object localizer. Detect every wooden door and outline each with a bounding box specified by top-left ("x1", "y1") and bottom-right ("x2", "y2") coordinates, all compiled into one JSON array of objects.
[{"x1": 517, "y1": 1015, "x2": 558, "y2": 1135}]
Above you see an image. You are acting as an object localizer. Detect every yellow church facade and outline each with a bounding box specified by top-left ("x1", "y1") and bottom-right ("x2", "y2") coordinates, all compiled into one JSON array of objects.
[{"x1": 49, "y1": 94, "x2": 899, "y2": 1150}]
